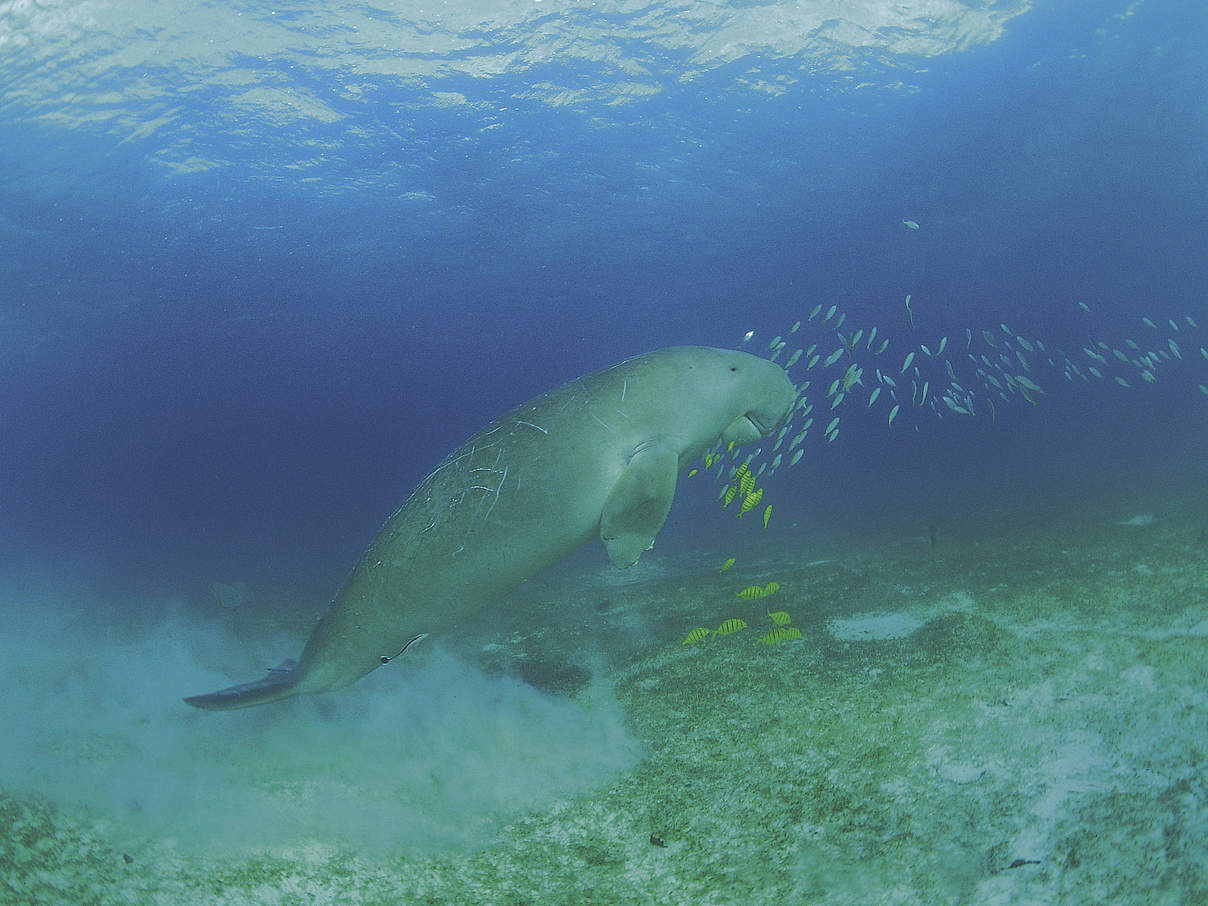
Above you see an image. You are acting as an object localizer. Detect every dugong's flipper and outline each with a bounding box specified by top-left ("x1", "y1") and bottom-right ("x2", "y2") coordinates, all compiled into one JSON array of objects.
[
  {"x1": 599, "y1": 439, "x2": 679, "y2": 568},
  {"x1": 184, "y1": 659, "x2": 300, "y2": 711}
]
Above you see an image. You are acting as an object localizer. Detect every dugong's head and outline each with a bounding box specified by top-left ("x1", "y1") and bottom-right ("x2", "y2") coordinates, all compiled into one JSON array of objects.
[
  {"x1": 712, "y1": 348, "x2": 797, "y2": 444},
  {"x1": 660, "y1": 346, "x2": 797, "y2": 447}
]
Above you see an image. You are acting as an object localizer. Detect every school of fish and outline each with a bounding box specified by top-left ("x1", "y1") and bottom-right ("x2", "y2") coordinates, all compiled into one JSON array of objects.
[
  {"x1": 680, "y1": 576, "x2": 800, "y2": 646},
  {"x1": 699, "y1": 297, "x2": 1208, "y2": 506},
  {"x1": 681, "y1": 293, "x2": 1204, "y2": 652}
]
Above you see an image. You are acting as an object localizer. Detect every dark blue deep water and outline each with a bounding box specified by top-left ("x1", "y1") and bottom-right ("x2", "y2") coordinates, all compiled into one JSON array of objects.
[{"x1": 3, "y1": 0, "x2": 1206, "y2": 602}]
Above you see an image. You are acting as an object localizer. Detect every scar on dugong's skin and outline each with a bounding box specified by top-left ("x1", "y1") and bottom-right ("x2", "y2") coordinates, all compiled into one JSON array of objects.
[{"x1": 184, "y1": 346, "x2": 796, "y2": 710}]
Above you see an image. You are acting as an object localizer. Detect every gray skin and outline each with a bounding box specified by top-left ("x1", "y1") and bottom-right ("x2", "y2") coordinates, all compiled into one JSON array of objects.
[{"x1": 185, "y1": 346, "x2": 796, "y2": 710}]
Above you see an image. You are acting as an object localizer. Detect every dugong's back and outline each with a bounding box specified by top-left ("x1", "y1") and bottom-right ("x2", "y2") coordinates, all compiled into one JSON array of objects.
[{"x1": 185, "y1": 346, "x2": 795, "y2": 709}]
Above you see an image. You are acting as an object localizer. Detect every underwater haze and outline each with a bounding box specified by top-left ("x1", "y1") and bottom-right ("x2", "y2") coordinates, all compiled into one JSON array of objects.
[{"x1": 3, "y1": 0, "x2": 1208, "y2": 903}]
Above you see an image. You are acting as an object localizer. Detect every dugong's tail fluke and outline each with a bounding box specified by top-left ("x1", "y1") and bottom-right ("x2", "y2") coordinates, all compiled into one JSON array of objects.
[{"x1": 184, "y1": 659, "x2": 302, "y2": 711}]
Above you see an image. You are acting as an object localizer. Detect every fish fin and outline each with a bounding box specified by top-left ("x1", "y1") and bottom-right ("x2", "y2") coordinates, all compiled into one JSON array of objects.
[
  {"x1": 600, "y1": 439, "x2": 678, "y2": 568},
  {"x1": 183, "y1": 658, "x2": 301, "y2": 711}
]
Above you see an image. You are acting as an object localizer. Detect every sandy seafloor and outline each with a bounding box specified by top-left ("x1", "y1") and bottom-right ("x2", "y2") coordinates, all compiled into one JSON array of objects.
[{"x1": 3, "y1": 481, "x2": 1207, "y2": 905}]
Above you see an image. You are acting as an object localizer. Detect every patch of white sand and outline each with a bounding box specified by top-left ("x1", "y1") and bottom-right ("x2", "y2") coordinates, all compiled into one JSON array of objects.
[
  {"x1": 828, "y1": 612, "x2": 923, "y2": 641},
  {"x1": 1115, "y1": 514, "x2": 1157, "y2": 526}
]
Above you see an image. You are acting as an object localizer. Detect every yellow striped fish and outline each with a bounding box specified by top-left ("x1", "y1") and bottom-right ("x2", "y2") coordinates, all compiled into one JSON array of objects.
[
  {"x1": 713, "y1": 618, "x2": 747, "y2": 636},
  {"x1": 738, "y1": 487, "x2": 764, "y2": 516},
  {"x1": 762, "y1": 504, "x2": 772, "y2": 530},
  {"x1": 722, "y1": 485, "x2": 737, "y2": 508},
  {"x1": 766, "y1": 610, "x2": 791, "y2": 626},
  {"x1": 755, "y1": 626, "x2": 803, "y2": 644},
  {"x1": 738, "y1": 469, "x2": 756, "y2": 496},
  {"x1": 718, "y1": 557, "x2": 736, "y2": 572},
  {"x1": 681, "y1": 627, "x2": 711, "y2": 646},
  {"x1": 736, "y1": 581, "x2": 779, "y2": 600}
]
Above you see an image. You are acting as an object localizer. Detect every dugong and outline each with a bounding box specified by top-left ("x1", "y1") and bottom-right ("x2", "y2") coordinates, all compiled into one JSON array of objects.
[{"x1": 185, "y1": 346, "x2": 795, "y2": 710}]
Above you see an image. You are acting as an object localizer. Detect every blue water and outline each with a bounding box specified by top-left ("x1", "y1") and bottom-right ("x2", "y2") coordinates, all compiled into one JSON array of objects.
[{"x1": 2, "y1": 2, "x2": 1206, "y2": 631}]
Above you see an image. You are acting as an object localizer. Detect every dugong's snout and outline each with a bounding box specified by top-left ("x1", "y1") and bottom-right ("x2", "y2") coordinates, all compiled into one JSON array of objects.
[
  {"x1": 744, "y1": 408, "x2": 786, "y2": 436},
  {"x1": 722, "y1": 412, "x2": 771, "y2": 445},
  {"x1": 735, "y1": 360, "x2": 797, "y2": 441},
  {"x1": 721, "y1": 395, "x2": 794, "y2": 445}
]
